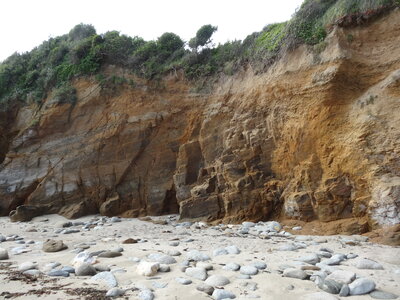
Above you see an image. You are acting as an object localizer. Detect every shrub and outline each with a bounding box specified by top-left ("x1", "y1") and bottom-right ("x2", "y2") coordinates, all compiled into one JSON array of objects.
[{"x1": 52, "y1": 83, "x2": 77, "y2": 105}]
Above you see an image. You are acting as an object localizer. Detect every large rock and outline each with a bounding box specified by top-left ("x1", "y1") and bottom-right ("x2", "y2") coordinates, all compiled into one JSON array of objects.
[
  {"x1": 42, "y1": 239, "x2": 68, "y2": 252},
  {"x1": 349, "y1": 278, "x2": 376, "y2": 295},
  {"x1": 136, "y1": 261, "x2": 159, "y2": 276},
  {"x1": 9, "y1": 206, "x2": 44, "y2": 222}
]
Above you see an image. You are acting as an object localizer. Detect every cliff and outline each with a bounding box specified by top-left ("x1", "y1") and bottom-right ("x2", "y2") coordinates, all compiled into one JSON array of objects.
[{"x1": 0, "y1": 10, "x2": 399, "y2": 234}]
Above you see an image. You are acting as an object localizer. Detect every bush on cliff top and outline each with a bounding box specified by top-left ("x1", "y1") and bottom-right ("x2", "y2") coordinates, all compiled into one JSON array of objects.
[{"x1": 0, "y1": 0, "x2": 398, "y2": 111}]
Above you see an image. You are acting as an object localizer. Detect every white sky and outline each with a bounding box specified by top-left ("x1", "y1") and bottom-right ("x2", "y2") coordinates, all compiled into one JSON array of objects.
[{"x1": 0, "y1": 0, "x2": 304, "y2": 62}]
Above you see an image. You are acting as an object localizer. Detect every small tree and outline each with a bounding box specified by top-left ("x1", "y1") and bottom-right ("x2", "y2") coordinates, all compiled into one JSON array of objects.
[{"x1": 189, "y1": 25, "x2": 218, "y2": 52}]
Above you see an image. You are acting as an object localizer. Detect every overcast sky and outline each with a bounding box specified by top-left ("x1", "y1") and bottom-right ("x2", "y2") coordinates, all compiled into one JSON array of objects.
[{"x1": 0, "y1": 0, "x2": 304, "y2": 62}]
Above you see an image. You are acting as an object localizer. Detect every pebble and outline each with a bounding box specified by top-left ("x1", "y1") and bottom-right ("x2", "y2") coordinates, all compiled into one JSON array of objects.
[
  {"x1": 0, "y1": 248, "x2": 9, "y2": 260},
  {"x1": 18, "y1": 261, "x2": 38, "y2": 272},
  {"x1": 251, "y1": 262, "x2": 267, "y2": 270},
  {"x1": 23, "y1": 269, "x2": 42, "y2": 277},
  {"x1": 197, "y1": 284, "x2": 214, "y2": 295},
  {"x1": 91, "y1": 271, "x2": 118, "y2": 288},
  {"x1": 137, "y1": 261, "x2": 160, "y2": 276},
  {"x1": 186, "y1": 250, "x2": 210, "y2": 261},
  {"x1": 185, "y1": 267, "x2": 208, "y2": 280},
  {"x1": 240, "y1": 265, "x2": 258, "y2": 276},
  {"x1": 47, "y1": 270, "x2": 70, "y2": 277},
  {"x1": 212, "y1": 289, "x2": 236, "y2": 300},
  {"x1": 296, "y1": 254, "x2": 320, "y2": 265},
  {"x1": 224, "y1": 263, "x2": 240, "y2": 271},
  {"x1": 225, "y1": 245, "x2": 240, "y2": 254},
  {"x1": 326, "y1": 270, "x2": 356, "y2": 284},
  {"x1": 148, "y1": 253, "x2": 176, "y2": 264},
  {"x1": 76, "y1": 263, "x2": 97, "y2": 276},
  {"x1": 349, "y1": 278, "x2": 376, "y2": 295},
  {"x1": 277, "y1": 243, "x2": 298, "y2": 251},
  {"x1": 152, "y1": 281, "x2": 168, "y2": 289},
  {"x1": 95, "y1": 265, "x2": 111, "y2": 272},
  {"x1": 106, "y1": 288, "x2": 125, "y2": 297},
  {"x1": 166, "y1": 249, "x2": 181, "y2": 256},
  {"x1": 111, "y1": 247, "x2": 124, "y2": 253},
  {"x1": 98, "y1": 251, "x2": 122, "y2": 258},
  {"x1": 339, "y1": 284, "x2": 350, "y2": 297},
  {"x1": 169, "y1": 241, "x2": 179, "y2": 246},
  {"x1": 197, "y1": 262, "x2": 213, "y2": 270},
  {"x1": 356, "y1": 258, "x2": 384, "y2": 270},
  {"x1": 205, "y1": 275, "x2": 230, "y2": 286},
  {"x1": 283, "y1": 268, "x2": 308, "y2": 280},
  {"x1": 242, "y1": 222, "x2": 256, "y2": 228},
  {"x1": 61, "y1": 266, "x2": 75, "y2": 273},
  {"x1": 370, "y1": 290, "x2": 399, "y2": 299},
  {"x1": 318, "y1": 279, "x2": 343, "y2": 294},
  {"x1": 213, "y1": 248, "x2": 229, "y2": 256},
  {"x1": 122, "y1": 238, "x2": 138, "y2": 244},
  {"x1": 175, "y1": 277, "x2": 192, "y2": 285},
  {"x1": 43, "y1": 239, "x2": 68, "y2": 252},
  {"x1": 138, "y1": 289, "x2": 154, "y2": 300}
]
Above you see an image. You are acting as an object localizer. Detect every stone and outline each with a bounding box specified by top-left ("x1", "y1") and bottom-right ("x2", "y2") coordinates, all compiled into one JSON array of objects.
[
  {"x1": 148, "y1": 253, "x2": 176, "y2": 264},
  {"x1": 213, "y1": 248, "x2": 229, "y2": 256},
  {"x1": 18, "y1": 262, "x2": 38, "y2": 272},
  {"x1": 0, "y1": 248, "x2": 9, "y2": 260},
  {"x1": 224, "y1": 263, "x2": 240, "y2": 271},
  {"x1": 339, "y1": 284, "x2": 350, "y2": 297},
  {"x1": 175, "y1": 277, "x2": 192, "y2": 285},
  {"x1": 185, "y1": 267, "x2": 207, "y2": 280},
  {"x1": 42, "y1": 239, "x2": 68, "y2": 252},
  {"x1": 169, "y1": 241, "x2": 179, "y2": 246},
  {"x1": 111, "y1": 247, "x2": 123, "y2": 253},
  {"x1": 47, "y1": 270, "x2": 70, "y2": 277},
  {"x1": 23, "y1": 269, "x2": 42, "y2": 277},
  {"x1": 356, "y1": 258, "x2": 384, "y2": 270},
  {"x1": 95, "y1": 265, "x2": 111, "y2": 272},
  {"x1": 106, "y1": 288, "x2": 125, "y2": 297},
  {"x1": 152, "y1": 281, "x2": 168, "y2": 289},
  {"x1": 159, "y1": 264, "x2": 170, "y2": 272},
  {"x1": 137, "y1": 261, "x2": 159, "y2": 276},
  {"x1": 349, "y1": 278, "x2": 376, "y2": 295},
  {"x1": 196, "y1": 262, "x2": 213, "y2": 270},
  {"x1": 212, "y1": 289, "x2": 236, "y2": 299},
  {"x1": 76, "y1": 263, "x2": 97, "y2": 276},
  {"x1": 205, "y1": 275, "x2": 230, "y2": 286},
  {"x1": 98, "y1": 251, "x2": 122, "y2": 258},
  {"x1": 138, "y1": 289, "x2": 154, "y2": 300},
  {"x1": 197, "y1": 283, "x2": 214, "y2": 295},
  {"x1": 318, "y1": 279, "x2": 343, "y2": 294},
  {"x1": 9, "y1": 205, "x2": 43, "y2": 222},
  {"x1": 122, "y1": 238, "x2": 138, "y2": 244},
  {"x1": 61, "y1": 266, "x2": 75, "y2": 273},
  {"x1": 242, "y1": 222, "x2": 256, "y2": 228},
  {"x1": 296, "y1": 254, "x2": 320, "y2": 265},
  {"x1": 283, "y1": 268, "x2": 308, "y2": 280},
  {"x1": 251, "y1": 261, "x2": 267, "y2": 270},
  {"x1": 91, "y1": 272, "x2": 118, "y2": 288},
  {"x1": 186, "y1": 250, "x2": 210, "y2": 261},
  {"x1": 370, "y1": 290, "x2": 399, "y2": 299},
  {"x1": 277, "y1": 243, "x2": 298, "y2": 251},
  {"x1": 225, "y1": 245, "x2": 240, "y2": 254},
  {"x1": 240, "y1": 266, "x2": 258, "y2": 276},
  {"x1": 326, "y1": 270, "x2": 356, "y2": 284},
  {"x1": 167, "y1": 249, "x2": 181, "y2": 256}
]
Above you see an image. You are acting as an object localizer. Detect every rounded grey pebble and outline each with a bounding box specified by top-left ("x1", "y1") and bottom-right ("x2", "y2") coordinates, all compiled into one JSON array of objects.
[{"x1": 370, "y1": 290, "x2": 399, "y2": 299}]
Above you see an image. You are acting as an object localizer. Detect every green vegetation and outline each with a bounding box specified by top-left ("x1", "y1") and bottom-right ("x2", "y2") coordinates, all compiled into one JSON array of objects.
[{"x1": 0, "y1": 0, "x2": 398, "y2": 111}]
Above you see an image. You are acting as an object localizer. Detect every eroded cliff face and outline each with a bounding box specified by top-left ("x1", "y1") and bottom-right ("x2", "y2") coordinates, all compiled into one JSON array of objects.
[{"x1": 1, "y1": 11, "x2": 399, "y2": 232}]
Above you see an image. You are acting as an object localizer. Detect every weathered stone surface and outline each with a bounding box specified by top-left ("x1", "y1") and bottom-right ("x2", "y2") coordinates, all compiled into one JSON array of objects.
[
  {"x1": 0, "y1": 12, "x2": 399, "y2": 231},
  {"x1": 9, "y1": 206, "x2": 44, "y2": 222},
  {"x1": 42, "y1": 239, "x2": 68, "y2": 252}
]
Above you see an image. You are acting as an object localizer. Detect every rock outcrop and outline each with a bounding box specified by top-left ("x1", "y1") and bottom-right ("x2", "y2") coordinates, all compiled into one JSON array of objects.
[{"x1": 0, "y1": 11, "x2": 399, "y2": 232}]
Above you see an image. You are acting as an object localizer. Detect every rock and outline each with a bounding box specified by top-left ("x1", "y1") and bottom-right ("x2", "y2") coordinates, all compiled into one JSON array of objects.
[
  {"x1": 0, "y1": 248, "x2": 9, "y2": 260},
  {"x1": 106, "y1": 288, "x2": 125, "y2": 297},
  {"x1": 0, "y1": 235, "x2": 6, "y2": 242},
  {"x1": 9, "y1": 205, "x2": 43, "y2": 222},
  {"x1": 225, "y1": 245, "x2": 240, "y2": 254},
  {"x1": 99, "y1": 195, "x2": 122, "y2": 217},
  {"x1": 122, "y1": 238, "x2": 138, "y2": 244},
  {"x1": 61, "y1": 266, "x2": 75, "y2": 273},
  {"x1": 251, "y1": 262, "x2": 267, "y2": 270},
  {"x1": 283, "y1": 268, "x2": 308, "y2": 280},
  {"x1": 43, "y1": 262, "x2": 61, "y2": 272},
  {"x1": 326, "y1": 270, "x2": 356, "y2": 284},
  {"x1": 138, "y1": 289, "x2": 154, "y2": 300},
  {"x1": 169, "y1": 241, "x2": 179, "y2": 246},
  {"x1": 18, "y1": 262, "x2": 38, "y2": 272},
  {"x1": 293, "y1": 226, "x2": 302, "y2": 230},
  {"x1": 42, "y1": 239, "x2": 68, "y2": 252},
  {"x1": 185, "y1": 267, "x2": 207, "y2": 280},
  {"x1": 186, "y1": 250, "x2": 210, "y2": 261},
  {"x1": 72, "y1": 251, "x2": 96, "y2": 266},
  {"x1": 111, "y1": 247, "x2": 123, "y2": 253},
  {"x1": 110, "y1": 217, "x2": 121, "y2": 223},
  {"x1": 224, "y1": 263, "x2": 240, "y2": 271},
  {"x1": 318, "y1": 279, "x2": 343, "y2": 294},
  {"x1": 56, "y1": 221, "x2": 73, "y2": 228},
  {"x1": 197, "y1": 283, "x2": 214, "y2": 295},
  {"x1": 196, "y1": 262, "x2": 213, "y2": 270},
  {"x1": 95, "y1": 265, "x2": 111, "y2": 272},
  {"x1": 296, "y1": 254, "x2": 320, "y2": 265},
  {"x1": 91, "y1": 272, "x2": 118, "y2": 288},
  {"x1": 47, "y1": 270, "x2": 70, "y2": 277},
  {"x1": 240, "y1": 266, "x2": 258, "y2": 276},
  {"x1": 212, "y1": 289, "x2": 236, "y2": 299},
  {"x1": 148, "y1": 253, "x2": 176, "y2": 264},
  {"x1": 356, "y1": 258, "x2": 384, "y2": 270},
  {"x1": 23, "y1": 269, "x2": 42, "y2": 277},
  {"x1": 98, "y1": 251, "x2": 122, "y2": 258},
  {"x1": 166, "y1": 249, "x2": 181, "y2": 256},
  {"x1": 205, "y1": 275, "x2": 230, "y2": 286},
  {"x1": 339, "y1": 284, "x2": 350, "y2": 297},
  {"x1": 277, "y1": 243, "x2": 298, "y2": 251},
  {"x1": 152, "y1": 281, "x2": 168, "y2": 289},
  {"x1": 136, "y1": 261, "x2": 160, "y2": 276},
  {"x1": 159, "y1": 264, "x2": 170, "y2": 272},
  {"x1": 76, "y1": 263, "x2": 97, "y2": 276},
  {"x1": 175, "y1": 277, "x2": 192, "y2": 285},
  {"x1": 213, "y1": 248, "x2": 228, "y2": 256},
  {"x1": 242, "y1": 222, "x2": 256, "y2": 228},
  {"x1": 370, "y1": 290, "x2": 399, "y2": 299},
  {"x1": 300, "y1": 292, "x2": 339, "y2": 300},
  {"x1": 349, "y1": 278, "x2": 376, "y2": 295}
]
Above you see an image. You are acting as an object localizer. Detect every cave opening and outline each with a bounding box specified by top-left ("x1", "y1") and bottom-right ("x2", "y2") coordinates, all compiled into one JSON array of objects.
[{"x1": 162, "y1": 184, "x2": 179, "y2": 214}]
